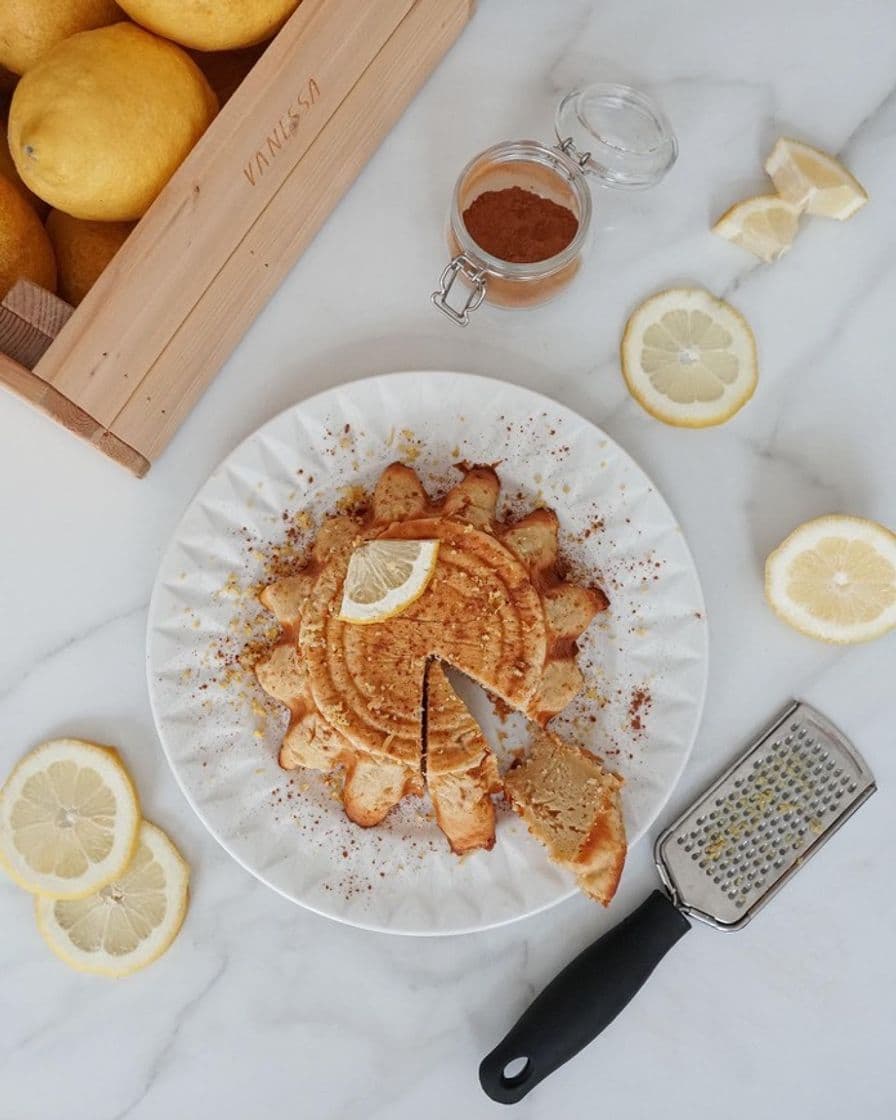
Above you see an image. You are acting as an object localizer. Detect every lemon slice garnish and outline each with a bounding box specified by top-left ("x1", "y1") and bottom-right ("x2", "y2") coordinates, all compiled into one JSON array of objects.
[
  {"x1": 338, "y1": 539, "x2": 440, "y2": 624},
  {"x1": 766, "y1": 516, "x2": 896, "y2": 644},
  {"x1": 765, "y1": 138, "x2": 868, "y2": 220},
  {"x1": 35, "y1": 820, "x2": 189, "y2": 977},
  {"x1": 0, "y1": 739, "x2": 140, "y2": 899},
  {"x1": 712, "y1": 194, "x2": 802, "y2": 262},
  {"x1": 621, "y1": 288, "x2": 758, "y2": 427}
]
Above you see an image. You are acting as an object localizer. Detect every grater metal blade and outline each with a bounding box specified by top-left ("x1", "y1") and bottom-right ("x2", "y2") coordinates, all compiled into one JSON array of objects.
[{"x1": 655, "y1": 700, "x2": 876, "y2": 932}]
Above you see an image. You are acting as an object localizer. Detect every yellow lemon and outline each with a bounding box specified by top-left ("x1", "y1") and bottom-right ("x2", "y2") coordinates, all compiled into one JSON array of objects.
[
  {"x1": 35, "y1": 820, "x2": 189, "y2": 977},
  {"x1": 712, "y1": 194, "x2": 802, "y2": 263},
  {"x1": 9, "y1": 23, "x2": 217, "y2": 221},
  {"x1": 765, "y1": 516, "x2": 896, "y2": 643},
  {"x1": 46, "y1": 210, "x2": 134, "y2": 306},
  {"x1": 0, "y1": 739, "x2": 140, "y2": 899},
  {"x1": 765, "y1": 138, "x2": 868, "y2": 220},
  {"x1": 0, "y1": 115, "x2": 48, "y2": 217},
  {"x1": 621, "y1": 288, "x2": 758, "y2": 427},
  {"x1": 0, "y1": 0, "x2": 124, "y2": 75},
  {"x1": 339, "y1": 540, "x2": 440, "y2": 624},
  {"x1": 0, "y1": 173, "x2": 55, "y2": 297},
  {"x1": 118, "y1": 0, "x2": 300, "y2": 51}
]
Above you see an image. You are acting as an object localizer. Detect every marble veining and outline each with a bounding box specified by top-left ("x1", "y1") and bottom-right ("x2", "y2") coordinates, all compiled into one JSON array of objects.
[{"x1": 1, "y1": 1, "x2": 894, "y2": 1117}]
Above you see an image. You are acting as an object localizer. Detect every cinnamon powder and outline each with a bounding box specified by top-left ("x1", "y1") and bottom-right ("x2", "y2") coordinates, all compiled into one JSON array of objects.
[
  {"x1": 462, "y1": 186, "x2": 579, "y2": 264},
  {"x1": 628, "y1": 688, "x2": 652, "y2": 733}
]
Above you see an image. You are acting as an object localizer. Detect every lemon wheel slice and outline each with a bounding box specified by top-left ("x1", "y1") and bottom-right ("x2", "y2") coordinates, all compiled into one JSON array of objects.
[
  {"x1": 0, "y1": 739, "x2": 140, "y2": 899},
  {"x1": 621, "y1": 288, "x2": 758, "y2": 427},
  {"x1": 712, "y1": 194, "x2": 802, "y2": 262},
  {"x1": 339, "y1": 539, "x2": 439, "y2": 624},
  {"x1": 765, "y1": 516, "x2": 896, "y2": 644},
  {"x1": 765, "y1": 138, "x2": 868, "y2": 220},
  {"x1": 35, "y1": 820, "x2": 189, "y2": 977}
]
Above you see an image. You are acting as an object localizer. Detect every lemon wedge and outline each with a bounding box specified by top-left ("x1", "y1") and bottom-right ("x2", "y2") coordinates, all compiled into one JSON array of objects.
[
  {"x1": 339, "y1": 539, "x2": 439, "y2": 624},
  {"x1": 0, "y1": 739, "x2": 140, "y2": 899},
  {"x1": 712, "y1": 194, "x2": 802, "y2": 262},
  {"x1": 765, "y1": 138, "x2": 868, "y2": 220},
  {"x1": 35, "y1": 820, "x2": 189, "y2": 977},
  {"x1": 621, "y1": 288, "x2": 758, "y2": 427},
  {"x1": 766, "y1": 516, "x2": 896, "y2": 643}
]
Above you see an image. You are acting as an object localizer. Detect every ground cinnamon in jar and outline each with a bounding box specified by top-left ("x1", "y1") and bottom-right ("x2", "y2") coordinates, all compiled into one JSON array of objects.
[{"x1": 462, "y1": 185, "x2": 579, "y2": 264}]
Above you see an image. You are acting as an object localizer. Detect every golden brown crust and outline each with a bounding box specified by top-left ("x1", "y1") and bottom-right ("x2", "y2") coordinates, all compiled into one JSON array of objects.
[
  {"x1": 279, "y1": 710, "x2": 349, "y2": 772},
  {"x1": 576, "y1": 799, "x2": 627, "y2": 906},
  {"x1": 257, "y1": 574, "x2": 313, "y2": 627},
  {"x1": 254, "y1": 643, "x2": 306, "y2": 705},
  {"x1": 543, "y1": 582, "x2": 605, "y2": 640},
  {"x1": 500, "y1": 508, "x2": 559, "y2": 573},
  {"x1": 371, "y1": 462, "x2": 429, "y2": 524},
  {"x1": 440, "y1": 465, "x2": 500, "y2": 526},
  {"x1": 343, "y1": 752, "x2": 421, "y2": 828}
]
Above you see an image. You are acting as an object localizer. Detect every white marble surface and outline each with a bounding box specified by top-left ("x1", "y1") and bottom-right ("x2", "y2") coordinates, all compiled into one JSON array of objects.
[{"x1": 1, "y1": 0, "x2": 895, "y2": 1116}]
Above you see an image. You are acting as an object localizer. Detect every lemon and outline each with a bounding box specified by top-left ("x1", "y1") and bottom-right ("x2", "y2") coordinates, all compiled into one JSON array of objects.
[
  {"x1": 621, "y1": 288, "x2": 758, "y2": 427},
  {"x1": 339, "y1": 540, "x2": 440, "y2": 624},
  {"x1": 9, "y1": 23, "x2": 218, "y2": 221},
  {"x1": 0, "y1": 115, "x2": 48, "y2": 218},
  {"x1": 765, "y1": 516, "x2": 896, "y2": 644},
  {"x1": 0, "y1": 173, "x2": 56, "y2": 298},
  {"x1": 36, "y1": 821, "x2": 189, "y2": 977},
  {"x1": 0, "y1": 0, "x2": 123, "y2": 76},
  {"x1": 118, "y1": 0, "x2": 300, "y2": 51},
  {"x1": 0, "y1": 739, "x2": 140, "y2": 899},
  {"x1": 712, "y1": 194, "x2": 802, "y2": 262},
  {"x1": 46, "y1": 210, "x2": 134, "y2": 306},
  {"x1": 765, "y1": 137, "x2": 868, "y2": 220}
]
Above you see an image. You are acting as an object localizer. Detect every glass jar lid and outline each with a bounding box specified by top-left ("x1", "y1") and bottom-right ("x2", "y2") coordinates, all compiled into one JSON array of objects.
[{"x1": 554, "y1": 82, "x2": 677, "y2": 189}]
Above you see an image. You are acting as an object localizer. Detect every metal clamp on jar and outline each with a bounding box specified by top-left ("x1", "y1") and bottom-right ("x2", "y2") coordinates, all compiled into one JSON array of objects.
[{"x1": 431, "y1": 83, "x2": 677, "y2": 325}]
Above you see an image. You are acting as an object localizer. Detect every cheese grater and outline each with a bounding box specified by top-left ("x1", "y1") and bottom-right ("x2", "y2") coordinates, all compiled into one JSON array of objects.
[
  {"x1": 655, "y1": 700, "x2": 876, "y2": 931},
  {"x1": 480, "y1": 701, "x2": 876, "y2": 1104}
]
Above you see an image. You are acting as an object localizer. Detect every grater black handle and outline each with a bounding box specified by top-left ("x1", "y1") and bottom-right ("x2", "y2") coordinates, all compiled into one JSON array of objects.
[{"x1": 479, "y1": 891, "x2": 690, "y2": 1104}]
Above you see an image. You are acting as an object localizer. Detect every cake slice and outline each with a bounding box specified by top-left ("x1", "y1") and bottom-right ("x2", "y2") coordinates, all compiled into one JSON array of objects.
[
  {"x1": 503, "y1": 729, "x2": 626, "y2": 905},
  {"x1": 425, "y1": 663, "x2": 501, "y2": 854}
]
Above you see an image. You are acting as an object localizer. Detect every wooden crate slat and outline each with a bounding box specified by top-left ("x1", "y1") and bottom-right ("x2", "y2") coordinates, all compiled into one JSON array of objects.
[
  {"x1": 34, "y1": 0, "x2": 418, "y2": 427},
  {"x1": 111, "y1": 0, "x2": 474, "y2": 459},
  {"x1": 0, "y1": 353, "x2": 149, "y2": 475}
]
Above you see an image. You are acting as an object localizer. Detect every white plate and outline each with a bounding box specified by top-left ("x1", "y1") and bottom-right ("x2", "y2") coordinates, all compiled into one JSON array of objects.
[{"x1": 147, "y1": 372, "x2": 707, "y2": 935}]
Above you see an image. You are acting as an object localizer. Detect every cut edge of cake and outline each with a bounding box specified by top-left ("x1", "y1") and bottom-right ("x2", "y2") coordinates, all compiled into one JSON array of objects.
[
  {"x1": 503, "y1": 728, "x2": 627, "y2": 906},
  {"x1": 424, "y1": 662, "x2": 501, "y2": 855}
]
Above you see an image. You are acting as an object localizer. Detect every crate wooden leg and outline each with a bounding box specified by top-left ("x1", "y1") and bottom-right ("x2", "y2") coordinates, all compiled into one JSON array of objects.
[{"x1": 0, "y1": 280, "x2": 74, "y2": 368}]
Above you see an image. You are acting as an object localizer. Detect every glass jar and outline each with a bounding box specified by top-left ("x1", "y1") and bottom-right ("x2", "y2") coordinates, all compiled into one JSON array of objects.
[{"x1": 431, "y1": 83, "x2": 677, "y2": 325}]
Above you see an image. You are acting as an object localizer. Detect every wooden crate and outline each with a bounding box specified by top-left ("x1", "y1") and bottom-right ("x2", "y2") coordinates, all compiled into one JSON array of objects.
[{"x1": 0, "y1": 0, "x2": 474, "y2": 476}]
